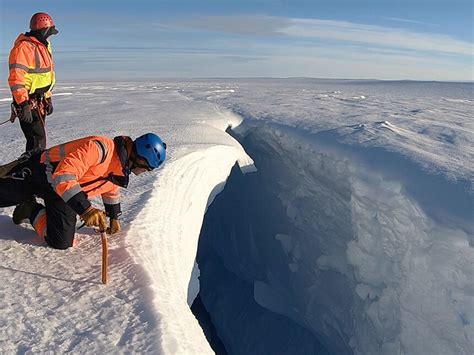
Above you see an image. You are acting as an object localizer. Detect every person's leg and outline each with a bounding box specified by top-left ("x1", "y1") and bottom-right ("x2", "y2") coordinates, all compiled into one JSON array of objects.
[
  {"x1": 36, "y1": 195, "x2": 77, "y2": 249},
  {"x1": 0, "y1": 177, "x2": 33, "y2": 207},
  {"x1": 19, "y1": 108, "x2": 46, "y2": 151},
  {"x1": 1, "y1": 158, "x2": 45, "y2": 224}
]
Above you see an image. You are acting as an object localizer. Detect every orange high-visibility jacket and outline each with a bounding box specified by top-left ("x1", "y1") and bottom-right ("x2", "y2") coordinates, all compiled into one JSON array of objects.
[
  {"x1": 8, "y1": 34, "x2": 55, "y2": 105},
  {"x1": 40, "y1": 136, "x2": 129, "y2": 216}
]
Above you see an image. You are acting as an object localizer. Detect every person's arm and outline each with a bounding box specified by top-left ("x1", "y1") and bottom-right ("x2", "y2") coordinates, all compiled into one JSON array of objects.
[
  {"x1": 8, "y1": 42, "x2": 32, "y2": 105},
  {"x1": 102, "y1": 187, "x2": 122, "y2": 234},
  {"x1": 52, "y1": 140, "x2": 104, "y2": 215},
  {"x1": 43, "y1": 42, "x2": 55, "y2": 111},
  {"x1": 102, "y1": 186, "x2": 121, "y2": 219},
  {"x1": 44, "y1": 42, "x2": 55, "y2": 100}
]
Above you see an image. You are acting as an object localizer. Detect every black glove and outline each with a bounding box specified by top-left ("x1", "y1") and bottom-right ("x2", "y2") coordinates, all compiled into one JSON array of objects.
[
  {"x1": 19, "y1": 101, "x2": 33, "y2": 123},
  {"x1": 44, "y1": 97, "x2": 53, "y2": 116}
]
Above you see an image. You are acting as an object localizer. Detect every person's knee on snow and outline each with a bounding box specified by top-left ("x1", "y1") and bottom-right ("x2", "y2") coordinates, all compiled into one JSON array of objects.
[
  {"x1": 30, "y1": 205, "x2": 47, "y2": 237},
  {"x1": 11, "y1": 200, "x2": 73, "y2": 249},
  {"x1": 45, "y1": 234, "x2": 73, "y2": 250},
  {"x1": 14, "y1": 199, "x2": 76, "y2": 249}
]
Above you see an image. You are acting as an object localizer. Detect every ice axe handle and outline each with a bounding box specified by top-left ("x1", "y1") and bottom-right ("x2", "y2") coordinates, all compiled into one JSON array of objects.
[{"x1": 101, "y1": 229, "x2": 109, "y2": 285}]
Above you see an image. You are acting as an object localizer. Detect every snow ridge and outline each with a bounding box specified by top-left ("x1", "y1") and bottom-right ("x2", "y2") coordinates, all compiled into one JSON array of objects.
[{"x1": 127, "y1": 145, "x2": 254, "y2": 354}]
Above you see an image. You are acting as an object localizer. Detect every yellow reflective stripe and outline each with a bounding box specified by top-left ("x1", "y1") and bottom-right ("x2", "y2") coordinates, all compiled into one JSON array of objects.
[
  {"x1": 62, "y1": 184, "x2": 83, "y2": 202},
  {"x1": 46, "y1": 144, "x2": 69, "y2": 186},
  {"x1": 93, "y1": 140, "x2": 108, "y2": 164},
  {"x1": 50, "y1": 64, "x2": 56, "y2": 91},
  {"x1": 34, "y1": 47, "x2": 40, "y2": 69},
  {"x1": 30, "y1": 43, "x2": 53, "y2": 73},
  {"x1": 32, "y1": 208, "x2": 47, "y2": 238},
  {"x1": 28, "y1": 67, "x2": 52, "y2": 74},
  {"x1": 10, "y1": 84, "x2": 25, "y2": 92},
  {"x1": 59, "y1": 144, "x2": 66, "y2": 159},
  {"x1": 32, "y1": 208, "x2": 46, "y2": 228},
  {"x1": 52, "y1": 174, "x2": 77, "y2": 188},
  {"x1": 9, "y1": 63, "x2": 30, "y2": 71},
  {"x1": 102, "y1": 196, "x2": 121, "y2": 205}
]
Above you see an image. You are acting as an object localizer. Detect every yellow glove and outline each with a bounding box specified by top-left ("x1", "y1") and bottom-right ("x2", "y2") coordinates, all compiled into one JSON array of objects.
[
  {"x1": 107, "y1": 219, "x2": 121, "y2": 235},
  {"x1": 80, "y1": 207, "x2": 107, "y2": 231}
]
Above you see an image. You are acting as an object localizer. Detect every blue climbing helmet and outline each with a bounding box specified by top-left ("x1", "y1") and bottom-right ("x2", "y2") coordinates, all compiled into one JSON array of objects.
[{"x1": 134, "y1": 133, "x2": 167, "y2": 169}]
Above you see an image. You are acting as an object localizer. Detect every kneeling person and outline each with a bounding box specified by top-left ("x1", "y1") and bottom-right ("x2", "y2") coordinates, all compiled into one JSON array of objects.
[{"x1": 0, "y1": 133, "x2": 167, "y2": 249}]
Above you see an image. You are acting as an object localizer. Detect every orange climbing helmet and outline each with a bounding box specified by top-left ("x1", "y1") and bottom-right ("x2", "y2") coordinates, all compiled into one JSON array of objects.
[{"x1": 30, "y1": 12, "x2": 57, "y2": 31}]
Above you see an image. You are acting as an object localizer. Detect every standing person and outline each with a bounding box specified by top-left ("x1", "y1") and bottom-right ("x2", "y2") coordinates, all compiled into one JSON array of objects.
[
  {"x1": 0, "y1": 133, "x2": 167, "y2": 249},
  {"x1": 8, "y1": 12, "x2": 58, "y2": 151}
]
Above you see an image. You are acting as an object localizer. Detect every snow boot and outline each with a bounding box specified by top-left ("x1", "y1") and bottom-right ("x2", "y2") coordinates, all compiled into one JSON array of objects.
[{"x1": 12, "y1": 199, "x2": 35, "y2": 225}]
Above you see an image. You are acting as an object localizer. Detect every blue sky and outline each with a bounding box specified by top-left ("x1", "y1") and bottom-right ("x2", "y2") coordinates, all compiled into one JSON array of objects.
[{"x1": 0, "y1": 0, "x2": 472, "y2": 81}]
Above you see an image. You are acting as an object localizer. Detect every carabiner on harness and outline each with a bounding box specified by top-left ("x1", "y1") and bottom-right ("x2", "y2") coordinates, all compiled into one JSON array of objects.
[{"x1": 9, "y1": 167, "x2": 32, "y2": 181}]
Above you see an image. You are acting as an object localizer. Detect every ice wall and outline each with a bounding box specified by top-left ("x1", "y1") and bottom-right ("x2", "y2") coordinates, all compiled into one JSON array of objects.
[{"x1": 196, "y1": 121, "x2": 474, "y2": 354}]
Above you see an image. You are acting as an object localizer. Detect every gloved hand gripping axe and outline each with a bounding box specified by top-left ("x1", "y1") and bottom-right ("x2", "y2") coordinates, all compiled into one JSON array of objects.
[{"x1": 78, "y1": 208, "x2": 110, "y2": 285}]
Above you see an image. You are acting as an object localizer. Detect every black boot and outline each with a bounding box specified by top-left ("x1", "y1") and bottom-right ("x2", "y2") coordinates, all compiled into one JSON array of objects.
[{"x1": 12, "y1": 200, "x2": 35, "y2": 225}]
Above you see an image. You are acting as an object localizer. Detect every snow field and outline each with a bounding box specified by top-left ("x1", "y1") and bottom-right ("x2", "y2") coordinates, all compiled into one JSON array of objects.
[{"x1": 0, "y1": 79, "x2": 472, "y2": 354}]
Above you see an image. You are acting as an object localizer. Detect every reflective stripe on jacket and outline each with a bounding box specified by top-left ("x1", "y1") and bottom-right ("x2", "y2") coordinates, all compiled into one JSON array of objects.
[
  {"x1": 8, "y1": 34, "x2": 55, "y2": 104},
  {"x1": 40, "y1": 136, "x2": 127, "y2": 215}
]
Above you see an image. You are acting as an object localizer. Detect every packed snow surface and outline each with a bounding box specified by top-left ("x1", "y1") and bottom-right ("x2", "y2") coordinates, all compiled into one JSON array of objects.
[{"x1": 0, "y1": 79, "x2": 472, "y2": 354}]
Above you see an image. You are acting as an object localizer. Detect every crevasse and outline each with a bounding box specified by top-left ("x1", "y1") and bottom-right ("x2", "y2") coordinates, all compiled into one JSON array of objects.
[{"x1": 194, "y1": 119, "x2": 474, "y2": 355}]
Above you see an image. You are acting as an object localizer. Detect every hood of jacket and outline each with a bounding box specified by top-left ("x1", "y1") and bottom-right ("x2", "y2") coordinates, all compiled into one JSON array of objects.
[
  {"x1": 14, "y1": 33, "x2": 48, "y2": 48},
  {"x1": 114, "y1": 135, "x2": 133, "y2": 177}
]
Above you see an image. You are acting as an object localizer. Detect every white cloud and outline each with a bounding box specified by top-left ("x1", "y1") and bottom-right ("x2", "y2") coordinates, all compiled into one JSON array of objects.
[
  {"x1": 382, "y1": 17, "x2": 436, "y2": 26},
  {"x1": 177, "y1": 15, "x2": 472, "y2": 56},
  {"x1": 282, "y1": 18, "x2": 472, "y2": 56},
  {"x1": 178, "y1": 15, "x2": 291, "y2": 36},
  {"x1": 13, "y1": 15, "x2": 469, "y2": 81}
]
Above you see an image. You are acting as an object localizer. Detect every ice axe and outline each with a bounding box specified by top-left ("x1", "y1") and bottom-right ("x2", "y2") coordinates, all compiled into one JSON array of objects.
[
  {"x1": 0, "y1": 103, "x2": 18, "y2": 126},
  {"x1": 77, "y1": 219, "x2": 109, "y2": 284},
  {"x1": 99, "y1": 220, "x2": 109, "y2": 285}
]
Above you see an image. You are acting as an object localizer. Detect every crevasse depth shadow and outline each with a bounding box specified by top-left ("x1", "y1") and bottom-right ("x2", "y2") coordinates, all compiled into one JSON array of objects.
[{"x1": 192, "y1": 125, "x2": 338, "y2": 354}]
